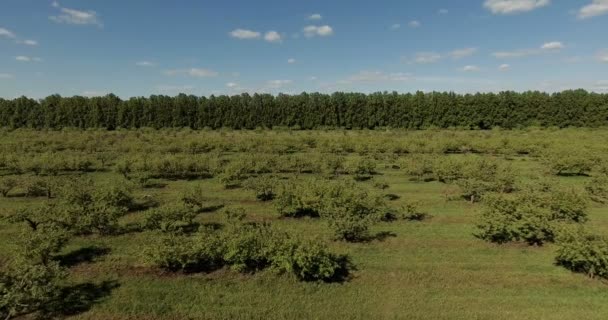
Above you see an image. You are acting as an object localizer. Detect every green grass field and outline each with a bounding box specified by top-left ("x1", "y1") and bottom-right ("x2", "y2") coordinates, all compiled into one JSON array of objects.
[{"x1": 1, "y1": 129, "x2": 608, "y2": 319}]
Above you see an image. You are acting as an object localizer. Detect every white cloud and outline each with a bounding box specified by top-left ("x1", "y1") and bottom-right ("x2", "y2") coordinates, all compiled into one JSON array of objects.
[
  {"x1": 18, "y1": 39, "x2": 38, "y2": 46},
  {"x1": 229, "y1": 29, "x2": 261, "y2": 40},
  {"x1": 156, "y1": 85, "x2": 195, "y2": 93},
  {"x1": 484, "y1": 0, "x2": 550, "y2": 14},
  {"x1": 287, "y1": 58, "x2": 296, "y2": 64},
  {"x1": 390, "y1": 23, "x2": 401, "y2": 30},
  {"x1": 136, "y1": 61, "x2": 156, "y2": 67},
  {"x1": 408, "y1": 20, "x2": 421, "y2": 28},
  {"x1": 226, "y1": 82, "x2": 239, "y2": 88},
  {"x1": 438, "y1": 9, "x2": 449, "y2": 14},
  {"x1": 499, "y1": 64, "x2": 511, "y2": 71},
  {"x1": 264, "y1": 31, "x2": 282, "y2": 43},
  {"x1": 303, "y1": 25, "x2": 334, "y2": 37},
  {"x1": 597, "y1": 50, "x2": 608, "y2": 63},
  {"x1": 493, "y1": 41, "x2": 564, "y2": 59},
  {"x1": 0, "y1": 28, "x2": 16, "y2": 39},
  {"x1": 50, "y1": 3, "x2": 103, "y2": 27},
  {"x1": 266, "y1": 80, "x2": 293, "y2": 89},
  {"x1": 578, "y1": 0, "x2": 608, "y2": 19},
  {"x1": 165, "y1": 68, "x2": 219, "y2": 77},
  {"x1": 541, "y1": 41, "x2": 564, "y2": 50},
  {"x1": 0, "y1": 73, "x2": 14, "y2": 79},
  {"x1": 449, "y1": 47, "x2": 478, "y2": 59},
  {"x1": 461, "y1": 65, "x2": 480, "y2": 72},
  {"x1": 410, "y1": 52, "x2": 442, "y2": 64},
  {"x1": 15, "y1": 56, "x2": 42, "y2": 62},
  {"x1": 308, "y1": 13, "x2": 322, "y2": 20},
  {"x1": 593, "y1": 80, "x2": 608, "y2": 92}
]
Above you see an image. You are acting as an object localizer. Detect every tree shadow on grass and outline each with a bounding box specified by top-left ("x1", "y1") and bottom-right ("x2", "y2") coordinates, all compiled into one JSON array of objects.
[
  {"x1": 42, "y1": 280, "x2": 120, "y2": 318},
  {"x1": 57, "y1": 246, "x2": 112, "y2": 268}
]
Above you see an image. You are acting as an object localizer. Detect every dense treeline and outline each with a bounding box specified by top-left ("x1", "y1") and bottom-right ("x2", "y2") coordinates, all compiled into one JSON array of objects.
[{"x1": 1, "y1": 90, "x2": 608, "y2": 129}]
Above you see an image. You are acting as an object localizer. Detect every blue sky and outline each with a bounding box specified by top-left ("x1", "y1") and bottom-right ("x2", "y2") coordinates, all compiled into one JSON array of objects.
[{"x1": 0, "y1": 0, "x2": 607, "y2": 98}]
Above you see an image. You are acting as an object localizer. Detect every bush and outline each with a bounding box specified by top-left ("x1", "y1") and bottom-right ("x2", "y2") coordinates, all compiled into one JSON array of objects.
[
  {"x1": 274, "y1": 181, "x2": 321, "y2": 218},
  {"x1": 555, "y1": 227, "x2": 608, "y2": 279},
  {"x1": 17, "y1": 226, "x2": 71, "y2": 265},
  {"x1": 318, "y1": 181, "x2": 386, "y2": 242},
  {"x1": 143, "y1": 203, "x2": 198, "y2": 233},
  {"x1": 347, "y1": 157, "x2": 376, "y2": 181},
  {"x1": 0, "y1": 176, "x2": 18, "y2": 197},
  {"x1": 271, "y1": 239, "x2": 351, "y2": 282},
  {"x1": 476, "y1": 188, "x2": 588, "y2": 246},
  {"x1": 585, "y1": 174, "x2": 608, "y2": 203},
  {"x1": 0, "y1": 259, "x2": 66, "y2": 320},
  {"x1": 548, "y1": 154, "x2": 594, "y2": 176},
  {"x1": 218, "y1": 161, "x2": 248, "y2": 189},
  {"x1": 24, "y1": 177, "x2": 54, "y2": 198},
  {"x1": 144, "y1": 232, "x2": 224, "y2": 272},
  {"x1": 244, "y1": 176, "x2": 278, "y2": 201},
  {"x1": 181, "y1": 184, "x2": 208, "y2": 211},
  {"x1": 398, "y1": 202, "x2": 429, "y2": 221}
]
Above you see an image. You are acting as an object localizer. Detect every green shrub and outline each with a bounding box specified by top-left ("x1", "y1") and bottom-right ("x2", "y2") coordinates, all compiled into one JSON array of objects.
[
  {"x1": 398, "y1": 202, "x2": 430, "y2": 221},
  {"x1": 181, "y1": 184, "x2": 208, "y2": 211},
  {"x1": 17, "y1": 226, "x2": 70, "y2": 265},
  {"x1": 144, "y1": 232, "x2": 224, "y2": 272},
  {"x1": 585, "y1": 174, "x2": 608, "y2": 203},
  {"x1": 0, "y1": 176, "x2": 18, "y2": 197},
  {"x1": 274, "y1": 181, "x2": 321, "y2": 218},
  {"x1": 347, "y1": 157, "x2": 376, "y2": 181},
  {"x1": 555, "y1": 227, "x2": 608, "y2": 279},
  {"x1": 221, "y1": 222, "x2": 280, "y2": 272},
  {"x1": 218, "y1": 161, "x2": 247, "y2": 189},
  {"x1": 0, "y1": 258, "x2": 66, "y2": 320},
  {"x1": 271, "y1": 239, "x2": 351, "y2": 282},
  {"x1": 548, "y1": 154, "x2": 594, "y2": 176},
  {"x1": 244, "y1": 176, "x2": 278, "y2": 201},
  {"x1": 143, "y1": 203, "x2": 198, "y2": 233}
]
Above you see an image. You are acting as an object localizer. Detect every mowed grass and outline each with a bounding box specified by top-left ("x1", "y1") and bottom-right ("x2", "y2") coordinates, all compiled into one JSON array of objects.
[{"x1": 1, "y1": 151, "x2": 608, "y2": 319}]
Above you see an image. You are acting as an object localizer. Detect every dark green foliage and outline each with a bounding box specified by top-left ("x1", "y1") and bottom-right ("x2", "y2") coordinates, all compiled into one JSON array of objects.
[
  {"x1": 1, "y1": 90, "x2": 607, "y2": 129},
  {"x1": 555, "y1": 227, "x2": 608, "y2": 279},
  {"x1": 548, "y1": 154, "x2": 595, "y2": 176}
]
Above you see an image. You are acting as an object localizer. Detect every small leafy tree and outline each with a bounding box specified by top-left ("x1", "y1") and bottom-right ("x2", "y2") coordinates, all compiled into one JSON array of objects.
[
  {"x1": 143, "y1": 203, "x2": 198, "y2": 233},
  {"x1": 0, "y1": 176, "x2": 18, "y2": 197},
  {"x1": 244, "y1": 175, "x2": 278, "y2": 201},
  {"x1": 555, "y1": 227, "x2": 608, "y2": 279}
]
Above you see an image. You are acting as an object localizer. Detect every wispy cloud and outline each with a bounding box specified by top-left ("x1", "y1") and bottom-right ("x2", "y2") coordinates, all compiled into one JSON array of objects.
[
  {"x1": 484, "y1": 0, "x2": 550, "y2": 14},
  {"x1": 578, "y1": 0, "x2": 608, "y2": 19},
  {"x1": 49, "y1": 1, "x2": 103, "y2": 27},
  {"x1": 156, "y1": 85, "x2": 196, "y2": 94},
  {"x1": 438, "y1": 9, "x2": 449, "y2": 14},
  {"x1": 265, "y1": 80, "x2": 293, "y2": 89},
  {"x1": 499, "y1": 64, "x2": 511, "y2": 71},
  {"x1": 303, "y1": 25, "x2": 334, "y2": 37},
  {"x1": 408, "y1": 20, "x2": 421, "y2": 28},
  {"x1": 0, "y1": 73, "x2": 14, "y2": 79},
  {"x1": 449, "y1": 47, "x2": 478, "y2": 59},
  {"x1": 15, "y1": 56, "x2": 42, "y2": 62},
  {"x1": 136, "y1": 61, "x2": 156, "y2": 67},
  {"x1": 17, "y1": 39, "x2": 38, "y2": 46},
  {"x1": 408, "y1": 52, "x2": 442, "y2": 64},
  {"x1": 287, "y1": 58, "x2": 296, "y2": 64},
  {"x1": 164, "y1": 68, "x2": 219, "y2": 77},
  {"x1": 308, "y1": 13, "x2": 322, "y2": 20},
  {"x1": 493, "y1": 41, "x2": 564, "y2": 58},
  {"x1": 461, "y1": 65, "x2": 480, "y2": 72},
  {"x1": 0, "y1": 27, "x2": 16, "y2": 39},
  {"x1": 390, "y1": 23, "x2": 401, "y2": 30},
  {"x1": 230, "y1": 29, "x2": 261, "y2": 40},
  {"x1": 264, "y1": 31, "x2": 282, "y2": 43},
  {"x1": 597, "y1": 49, "x2": 608, "y2": 63}
]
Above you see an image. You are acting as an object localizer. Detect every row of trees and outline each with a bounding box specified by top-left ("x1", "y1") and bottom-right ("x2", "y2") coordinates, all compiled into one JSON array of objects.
[{"x1": 1, "y1": 90, "x2": 607, "y2": 130}]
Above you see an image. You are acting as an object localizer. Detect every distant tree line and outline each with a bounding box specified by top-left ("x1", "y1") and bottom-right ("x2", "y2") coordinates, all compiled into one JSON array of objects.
[{"x1": 0, "y1": 90, "x2": 607, "y2": 130}]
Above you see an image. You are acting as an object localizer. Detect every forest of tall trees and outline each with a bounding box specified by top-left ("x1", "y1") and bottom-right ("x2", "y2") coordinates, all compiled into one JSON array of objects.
[{"x1": 0, "y1": 90, "x2": 607, "y2": 130}]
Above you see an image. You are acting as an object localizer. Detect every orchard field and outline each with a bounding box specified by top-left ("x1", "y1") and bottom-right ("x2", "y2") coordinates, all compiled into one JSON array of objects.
[{"x1": 2, "y1": 128, "x2": 608, "y2": 319}]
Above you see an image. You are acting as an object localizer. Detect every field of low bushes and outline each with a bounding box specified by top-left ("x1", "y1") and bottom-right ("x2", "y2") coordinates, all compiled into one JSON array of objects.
[{"x1": 1, "y1": 128, "x2": 608, "y2": 319}]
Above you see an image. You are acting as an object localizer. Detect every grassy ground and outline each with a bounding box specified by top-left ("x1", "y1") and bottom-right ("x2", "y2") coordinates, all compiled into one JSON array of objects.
[{"x1": 1, "y1": 130, "x2": 607, "y2": 319}]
